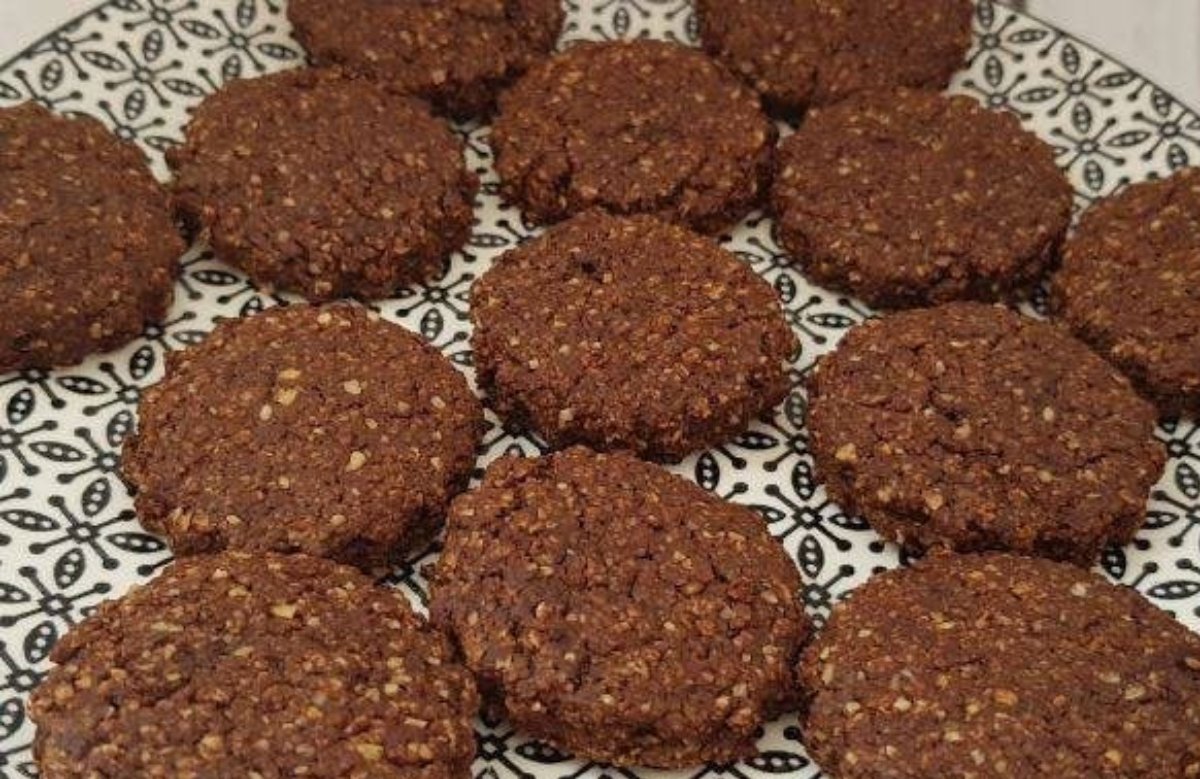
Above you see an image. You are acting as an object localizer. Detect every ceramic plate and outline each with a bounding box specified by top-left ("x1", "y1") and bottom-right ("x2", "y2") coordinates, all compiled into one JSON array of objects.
[{"x1": 0, "y1": 1, "x2": 1197, "y2": 776}]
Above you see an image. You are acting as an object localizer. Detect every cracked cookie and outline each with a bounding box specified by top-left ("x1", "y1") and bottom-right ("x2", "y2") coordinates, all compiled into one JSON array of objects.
[
  {"x1": 807, "y1": 302, "x2": 1164, "y2": 565},
  {"x1": 470, "y1": 210, "x2": 797, "y2": 461},
  {"x1": 1053, "y1": 168, "x2": 1200, "y2": 418},
  {"x1": 169, "y1": 68, "x2": 477, "y2": 302},
  {"x1": 799, "y1": 552, "x2": 1200, "y2": 779},
  {"x1": 288, "y1": 0, "x2": 563, "y2": 118},
  {"x1": 697, "y1": 0, "x2": 972, "y2": 116},
  {"x1": 429, "y1": 447, "x2": 810, "y2": 768},
  {"x1": 30, "y1": 551, "x2": 480, "y2": 778},
  {"x1": 772, "y1": 89, "x2": 1072, "y2": 308},
  {"x1": 122, "y1": 304, "x2": 482, "y2": 572},
  {"x1": 490, "y1": 40, "x2": 775, "y2": 233},
  {"x1": 0, "y1": 102, "x2": 182, "y2": 372}
]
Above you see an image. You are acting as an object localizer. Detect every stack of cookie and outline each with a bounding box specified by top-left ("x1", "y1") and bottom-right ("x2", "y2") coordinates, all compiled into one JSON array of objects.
[{"x1": 4, "y1": 0, "x2": 1199, "y2": 777}]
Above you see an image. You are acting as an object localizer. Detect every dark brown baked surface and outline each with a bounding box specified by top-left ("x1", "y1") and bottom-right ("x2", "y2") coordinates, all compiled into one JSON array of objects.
[
  {"x1": 470, "y1": 210, "x2": 796, "y2": 460},
  {"x1": 697, "y1": 0, "x2": 972, "y2": 116},
  {"x1": 799, "y1": 552, "x2": 1200, "y2": 779},
  {"x1": 1053, "y1": 168, "x2": 1200, "y2": 418},
  {"x1": 168, "y1": 69, "x2": 478, "y2": 302},
  {"x1": 807, "y1": 302, "x2": 1164, "y2": 565},
  {"x1": 429, "y1": 447, "x2": 810, "y2": 768},
  {"x1": 29, "y1": 552, "x2": 480, "y2": 778},
  {"x1": 122, "y1": 304, "x2": 482, "y2": 572},
  {"x1": 772, "y1": 89, "x2": 1072, "y2": 308},
  {"x1": 288, "y1": 0, "x2": 563, "y2": 118},
  {"x1": 0, "y1": 102, "x2": 182, "y2": 372},
  {"x1": 491, "y1": 39, "x2": 775, "y2": 234}
]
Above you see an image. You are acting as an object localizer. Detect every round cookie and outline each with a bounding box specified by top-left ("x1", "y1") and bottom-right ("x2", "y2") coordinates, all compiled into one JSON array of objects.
[
  {"x1": 168, "y1": 69, "x2": 477, "y2": 302},
  {"x1": 491, "y1": 40, "x2": 775, "y2": 234},
  {"x1": 807, "y1": 302, "x2": 1164, "y2": 565},
  {"x1": 122, "y1": 304, "x2": 482, "y2": 572},
  {"x1": 0, "y1": 102, "x2": 182, "y2": 372},
  {"x1": 1054, "y1": 169, "x2": 1200, "y2": 418},
  {"x1": 799, "y1": 553, "x2": 1200, "y2": 779},
  {"x1": 288, "y1": 0, "x2": 563, "y2": 118},
  {"x1": 30, "y1": 552, "x2": 479, "y2": 778},
  {"x1": 697, "y1": 0, "x2": 973, "y2": 116},
  {"x1": 429, "y1": 447, "x2": 810, "y2": 768},
  {"x1": 772, "y1": 89, "x2": 1073, "y2": 308},
  {"x1": 470, "y1": 210, "x2": 797, "y2": 461}
]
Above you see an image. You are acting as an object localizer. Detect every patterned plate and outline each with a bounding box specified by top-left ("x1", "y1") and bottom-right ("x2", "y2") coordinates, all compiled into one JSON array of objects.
[{"x1": 1, "y1": 1, "x2": 1198, "y2": 777}]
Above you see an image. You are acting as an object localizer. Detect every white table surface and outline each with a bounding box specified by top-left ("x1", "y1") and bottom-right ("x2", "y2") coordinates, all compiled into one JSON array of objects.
[
  {"x1": 0, "y1": 0, "x2": 82, "y2": 62},
  {"x1": 1, "y1": 0, "x2": 1198, "y2": 110},
  {"x1": 1027, "y1": 0, "x2": 1200, "y2": 109}
]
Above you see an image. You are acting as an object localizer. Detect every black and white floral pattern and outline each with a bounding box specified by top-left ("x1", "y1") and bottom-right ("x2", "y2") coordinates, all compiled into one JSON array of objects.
[{"x1": 0, "y1": 1, "x2": 1198, "y2": 776}]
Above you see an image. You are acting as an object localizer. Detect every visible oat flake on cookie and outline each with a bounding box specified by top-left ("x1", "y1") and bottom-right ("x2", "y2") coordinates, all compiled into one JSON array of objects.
[
  {"x1": 698, "y1": 0, "x2": 972, "y2": 116},
  {"x1": 807, "y1": 302, "x2": 1164, "y2": 564},
  {"x1": 470, "y1": 210, "x2": 796, "y2": 460},
  {"x1": 288, "y1": 0, "x2": 563, "y2": 118},
  {"x1": 29, "y1": 552, "x2": 480, "y2": 778},
  {"x1": 772, "y1": 89, "x2": 1072, "y2": 308},
  {"x1": 1054, "y1": 168, "x2": 1200, "y2": 418},
  {"x1": 169, "y1": 69, "x2": 477, "y2": 302},
  {"x1": 491, "y1": 40, "x2": 776, "y2": 233},
  {"x1": 122, "y1": 304, "x2": 482, "y2": 572},
  {"x1": 800, "y1": 553, "x2": 1200, "y2": 779},
  {"x1": 430, "y1": 447, "x2": 811, "y2": 768},
  {"x1": 0, "y1": 102, "x2": 182, "y2": 372}
]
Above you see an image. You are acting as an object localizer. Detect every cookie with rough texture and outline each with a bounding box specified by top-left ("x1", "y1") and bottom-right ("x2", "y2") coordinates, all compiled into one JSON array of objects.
[
  {"x1": 772, "y1": 90, "x2": 1072, "y2": 308},
  {"x1": 429, "y1": 447, "x2": 810, "y2": 768},
  {"x1": 799, "y1": 552, "x2": 1200, "y2": 779},
  {"x1": 1054, "y1": 169, "x2": 1200, "y2": 418},
  {"x1": 0, "y1": 102, "x2": 182, "y2": 372},
  {"x1": 697, "y1": 0, "x2": 972, "y2": 116},
  {"x1": 288, "y1": 0, "x2": 563, "y2": 118},
  {"x1": 122, "y1": 304, "x2": 482, "y2": 572},
  {"x1": 470, "y1": 211, "x2": 796, "y2": 460},
  {"x1": 808, "y1": 302, "x2": 1164, "y2": 565},
  {"x1": 169, "y1": 69, "x2": 477, "y2": 302},
  {"x1": 30, "y1": 552, "x2": 479, "y2": 778},
  {"x1": 491, "y1": 40, "x2": 775, "y2": 234}
]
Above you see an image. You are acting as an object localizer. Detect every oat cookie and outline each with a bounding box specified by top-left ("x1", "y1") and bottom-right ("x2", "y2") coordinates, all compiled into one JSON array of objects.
[
  {"x1": 800, "y1": 552, "x2": 1200, "y2": 779},
  {"x1": 169, "y1": 69, "x2": 477, "y2": 302},
  {"x1": 470, "y1": 210, "x2": 797, "y2": 460},
  {"x1": 30, "y1": 552, "x2": 480, "y2": 778},
  {"x1": 288, "y1": 0, "x2": 563, "y2": 118},
  {"x1": 1054, "y1": 168, "x2": 1200, "y2": 417},
  {"x1": 429, "y1": 447, "x2": 811, "y2": 767},
  {"x1": 808, "y1": 302, "x2": 1164, "y2": 565},
  {"x1": 491, "y1": 40, "x2": 775, "y2": 233},
  {"x1": 697, "y1": 0, "x2": 972, "y2": 116},
  {"x1": 122, "y1": 304, "x2": 482, "y2": 572},
  {"x1": 0, "y1": 102, "x2": 182, "y2": 372},
  {"x1": 772, "y1": 90, "x2": 1072, "y2": 308}
]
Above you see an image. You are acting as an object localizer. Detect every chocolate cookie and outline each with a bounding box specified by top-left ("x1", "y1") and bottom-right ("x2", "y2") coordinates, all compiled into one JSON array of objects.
[
  {"x1": 0, "y1": 102, "x2": 182, "y2": 372},
  {"x1": 1053, "y1": 169, "x2": 1200, "y2": 418},
  {"x1": 491, "y1": 40, "x2": 775, "y2": 233},
  {"x1": 429, "y1": 447, "x2": 810, "y2": 768},
  {"x1": 470, "y1": 211, "x2": 796, "y2": 460},
  {"x1": 807, "y1": 302, "x2": 1164, "y2": 565},
  {"x1": 122, "y1": 304, "x2": 482, "y2": 572},
  {"x1": 772, "y1": 90, "x2": 1072, "y2": 308},
  {"x1": 288, "y1": 0, "x2": 563, "y2": 118},
  {"x1": 169, "y1": 69, "x2": 477, "y2": 302},
  {"x1": 697, "y1": 0, "x2": 973, "y2": 116},
  {"x1": 30, "y1": 552, "x2": 479, "y2": 778},
  {"x1": 799, "y1": 552, "x2": 1200, "y2": 779}
]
